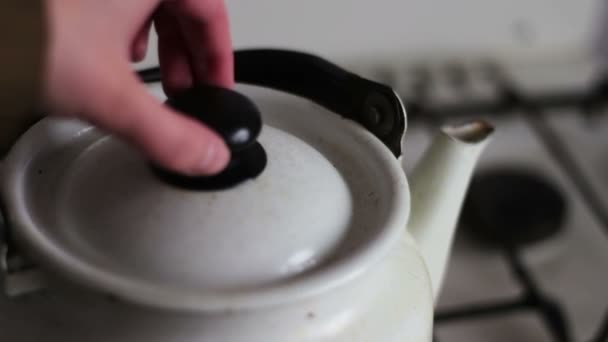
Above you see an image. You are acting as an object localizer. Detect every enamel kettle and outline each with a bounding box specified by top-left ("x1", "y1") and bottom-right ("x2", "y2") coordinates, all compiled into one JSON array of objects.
[{"x1": 0, "y1": 49, "x2": 493, "y2": 341}]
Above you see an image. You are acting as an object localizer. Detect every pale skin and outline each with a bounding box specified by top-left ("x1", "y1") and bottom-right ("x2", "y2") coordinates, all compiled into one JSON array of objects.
[{"x1": 44, "y1": 0, "x2": 232, "y2": 176}]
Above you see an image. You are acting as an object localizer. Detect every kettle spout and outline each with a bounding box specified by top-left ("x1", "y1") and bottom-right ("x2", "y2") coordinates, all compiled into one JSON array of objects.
[{"x1": 406, "y1": 120, "x2": 494, "y2": 302}]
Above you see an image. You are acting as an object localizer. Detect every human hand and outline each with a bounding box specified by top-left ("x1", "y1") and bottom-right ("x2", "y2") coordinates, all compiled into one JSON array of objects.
[{"x1": 44, "y1": 0, "x2": 232, "y2": 175}]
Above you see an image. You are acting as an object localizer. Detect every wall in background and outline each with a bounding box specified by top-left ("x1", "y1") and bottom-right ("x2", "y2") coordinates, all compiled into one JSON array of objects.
[{"x1": 135, "y1": 0, "x2": 603, "y2": 69}]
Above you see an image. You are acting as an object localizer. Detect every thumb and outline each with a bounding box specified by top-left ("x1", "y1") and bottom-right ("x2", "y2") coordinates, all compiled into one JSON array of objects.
[{"x1": 80, "y1": 63, "x2": 230, "y2": 176}]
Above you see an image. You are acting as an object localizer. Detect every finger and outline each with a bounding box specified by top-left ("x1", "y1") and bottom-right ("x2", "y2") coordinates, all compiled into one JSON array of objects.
[
  {"x1": 82, "y1": 59, "x2": 230, "y2": 175},
  {"x1": 172, "y1": 0, "x2": 234, "y2": 87},
  {"x1": 154, "y1": 5, "x2": 194, "y2": 95},
  {"x1": 131, "y1": 18, "x2": 153, "y2": 62}
]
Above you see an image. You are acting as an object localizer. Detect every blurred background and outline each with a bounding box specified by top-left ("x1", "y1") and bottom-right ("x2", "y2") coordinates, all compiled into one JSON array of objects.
[
  {"x1": 138, "y1": 0, "x2": 602, "y2": 69},
  {"x1": 137, "y1": 1, "x2": 608, "y2": 341}
]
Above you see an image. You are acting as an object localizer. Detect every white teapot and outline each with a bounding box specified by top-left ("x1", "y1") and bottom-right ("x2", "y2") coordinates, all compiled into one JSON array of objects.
[{"x1": 0, "y1": 49, "x2": 493, "y2": 342}]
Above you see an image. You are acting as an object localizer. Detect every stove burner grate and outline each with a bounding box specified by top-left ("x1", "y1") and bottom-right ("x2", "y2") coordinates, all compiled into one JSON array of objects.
[{"x1": 390, "y1": 67, "x2": 608, "y2": 342}]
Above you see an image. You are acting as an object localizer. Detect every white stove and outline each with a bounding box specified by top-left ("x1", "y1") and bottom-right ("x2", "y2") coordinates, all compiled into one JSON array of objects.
[
  {"x1": 433, "y1": 114, "x2": 608, "y2": 342},
  {"x1": 386, "y1": 58, "x2": 608, "y2": 341}
]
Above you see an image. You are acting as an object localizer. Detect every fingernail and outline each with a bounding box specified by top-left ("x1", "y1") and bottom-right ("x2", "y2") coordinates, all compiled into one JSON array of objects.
[{"x1": 197, "y1": 140, "x2": 229, "y2": 175}]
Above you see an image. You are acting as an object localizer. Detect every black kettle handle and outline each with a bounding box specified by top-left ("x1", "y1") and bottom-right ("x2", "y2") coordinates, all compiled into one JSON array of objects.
[
  {"x1": 233, "y1": 49, "x2": 405, "y2": 157},
  {"x1": 138, "y1": 49, "x2": 406, "y2": 157}
]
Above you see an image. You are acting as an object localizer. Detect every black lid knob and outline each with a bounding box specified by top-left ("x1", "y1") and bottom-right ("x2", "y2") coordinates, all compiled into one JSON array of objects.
[
  {"x1": 151, "y1": 85, "x2": 267, "y2": 190},
  {"x1": 166, "y1": 85, "x2": 262, "y2": 152}
]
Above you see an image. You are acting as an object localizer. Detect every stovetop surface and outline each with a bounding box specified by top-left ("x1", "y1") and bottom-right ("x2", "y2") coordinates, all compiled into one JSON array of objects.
[
  {"x1": 425, "y1": 115, "x2": 608, "y2": 341},
  {"x1": 392, "y1": 58, "x2": 608, "y2": 341}
]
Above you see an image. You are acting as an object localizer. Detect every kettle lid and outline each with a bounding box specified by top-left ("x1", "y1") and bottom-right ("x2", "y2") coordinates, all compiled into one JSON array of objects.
[{"x1": 2, "y1": 50, "x2": 410, "y2": 312}]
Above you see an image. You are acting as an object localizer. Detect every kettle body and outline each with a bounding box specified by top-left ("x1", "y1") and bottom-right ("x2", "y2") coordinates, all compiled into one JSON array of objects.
[
  {"x1": 0, "y1": 49, "x2": 492, "y2": 341},
  {"x1": 0, "y1": 235, "x2": 431, "y2": 342}
]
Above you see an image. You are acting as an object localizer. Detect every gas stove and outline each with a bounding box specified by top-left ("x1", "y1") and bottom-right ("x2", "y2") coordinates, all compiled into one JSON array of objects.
[{"x1": 380, "y1": 58, "x2": 608, "y2": 342}]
